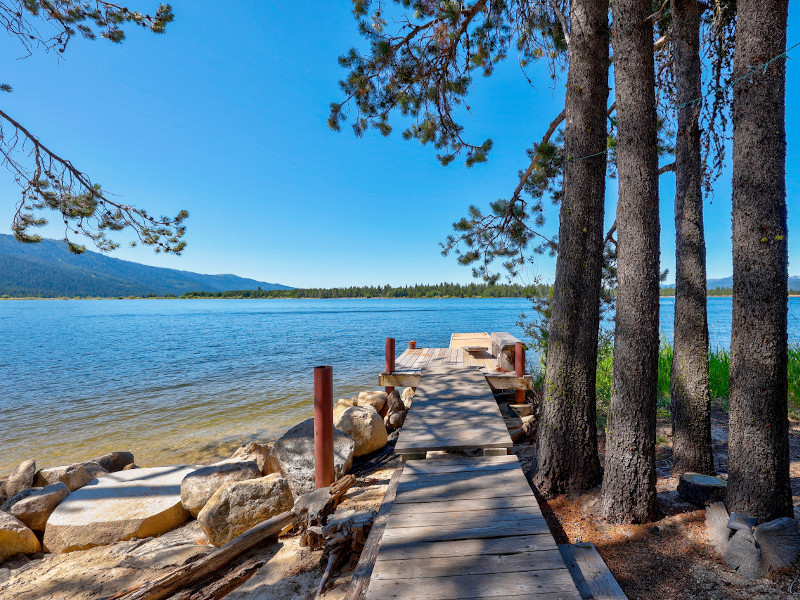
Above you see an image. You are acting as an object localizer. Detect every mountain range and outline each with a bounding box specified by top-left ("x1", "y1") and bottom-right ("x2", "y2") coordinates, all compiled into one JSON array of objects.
[{"x1": 0, "y1": 234, "x2": 291, "y2": 297}]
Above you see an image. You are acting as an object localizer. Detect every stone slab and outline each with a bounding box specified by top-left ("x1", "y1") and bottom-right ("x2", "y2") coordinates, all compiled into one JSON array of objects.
[{"x1": 43, "y1": 465, "x2": 195, "y2": 553}]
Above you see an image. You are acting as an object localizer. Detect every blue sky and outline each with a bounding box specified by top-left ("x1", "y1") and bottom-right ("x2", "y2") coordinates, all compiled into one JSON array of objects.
[{"x1": 0, "y1": 1, "x2": 798, "y2": 287}]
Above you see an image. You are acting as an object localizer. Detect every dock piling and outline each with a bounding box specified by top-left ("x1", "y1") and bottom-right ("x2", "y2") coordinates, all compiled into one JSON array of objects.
[
  {"x1": 314, "y1": 365, "x2": 334, "y2": 489},
  {"x1": 385, "y1": 338, "x2": 396, "y2": 394},
  {"x1": 515, "y1": 342, "x2": 526, "y2": 404}
]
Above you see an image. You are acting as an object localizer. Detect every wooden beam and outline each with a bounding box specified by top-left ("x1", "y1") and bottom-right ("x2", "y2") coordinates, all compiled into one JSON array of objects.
[
  {"x1": 379, "y1": 372, "x2": 533, "y2": 391},
  {"x1": 109, "y1": 510, "x2": 302, "y2": 600}
]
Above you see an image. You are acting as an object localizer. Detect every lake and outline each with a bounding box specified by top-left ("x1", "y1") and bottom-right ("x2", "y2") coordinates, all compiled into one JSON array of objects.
[{"x1": 2, "y1": 297, "x2": 799, "y2": 473}]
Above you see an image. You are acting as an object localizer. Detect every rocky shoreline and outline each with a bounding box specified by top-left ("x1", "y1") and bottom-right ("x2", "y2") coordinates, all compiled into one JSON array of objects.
[{"x1": 0, "y1": 387, "x2": 417, "y2": 599}]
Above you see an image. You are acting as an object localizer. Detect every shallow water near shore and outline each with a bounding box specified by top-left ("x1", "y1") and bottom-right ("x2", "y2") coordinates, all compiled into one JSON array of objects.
[{"x1": 2, "y1": 297, "x2": 799, "y2": 473}]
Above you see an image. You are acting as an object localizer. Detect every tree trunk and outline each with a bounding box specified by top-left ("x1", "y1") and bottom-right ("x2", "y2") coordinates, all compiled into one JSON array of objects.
[
  {"x1": 533, "y1": 0, "x2": 608, "y2": 498},
  {"x1": 727, "y1": 0, "x2": 791, "y2": 523},
  {"x1": 599, "y1": 0, "x2": 660, "y2": 524},
  {"x1": 669, "y1": 0, "x2": 714, "y2": 477}
]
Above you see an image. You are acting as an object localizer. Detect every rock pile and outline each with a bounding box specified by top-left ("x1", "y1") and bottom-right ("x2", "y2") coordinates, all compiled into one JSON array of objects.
[{"x1": 0, "y1": 386, "x2": 405, "y2": 565}]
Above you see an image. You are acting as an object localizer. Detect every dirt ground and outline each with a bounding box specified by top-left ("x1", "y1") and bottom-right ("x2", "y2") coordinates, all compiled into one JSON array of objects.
[{"x1": 533, "y1": 409, "x2": 800, "y2": 600}]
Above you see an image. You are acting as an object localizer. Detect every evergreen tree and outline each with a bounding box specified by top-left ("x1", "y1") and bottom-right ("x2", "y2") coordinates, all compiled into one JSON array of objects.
[
  {"x1": 0, "y1": 2, "x2": 186, "y2": 254},
  {"x1": 600, "y1": 0, "x2": 660, "y2": 524},
  {"x1": 668, "y1": 0, "x2": 714, "y2": 476},
  {"x1": 727, "y1": 0, "x2": 792, "y2": 522},
  {"x1": 533, "y1": 0, "x2": 607, "y2": 498}
]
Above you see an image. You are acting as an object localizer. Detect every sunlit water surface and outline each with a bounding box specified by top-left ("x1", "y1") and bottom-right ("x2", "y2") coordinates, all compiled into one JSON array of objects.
[{"x1": 1, "y1": 297, "x2": 799, "y2": 473}]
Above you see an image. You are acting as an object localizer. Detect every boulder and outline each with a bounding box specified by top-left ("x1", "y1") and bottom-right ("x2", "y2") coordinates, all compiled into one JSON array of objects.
[
  {"x1": 401, "y1": 387, "x2": 415, "y2": 406},
  {"x1": 181, "y1": 461, "x2": 261, "y2": 518},
  {"x1": 333, "y1": 398, "x2": 357, "y2": 422},
  {"x1": 1, "y1": 482, "x2": 70, "y2": 532},
  {"x1": 271, "y1": 419, "x2": 355, "y2": 496},
  {"x1": 334, "y1": 406, "x2": 388, "y2": 457},
  {"x1": 355, "y1": 391, "x2": 388, "y2": 416},
  {"x1": 677, "y1": 472, "x2": 727, "y2": 506},
  {"x1": 90, "y1": 452, "x2": 135, "y2": 473},
  {"x1": 197, "y1": 474, "x2": 293, "y2": 547},
  {"x1": 3, "y1": 461, "x2": 35, "y2": 498},
  {"x1": 225, "y1": 442, "x2": 281, "y2": 476},
  {"x1": 32, "y1": 465, "x2": 92, "y2": 492},
  {"x1": 386, "y1": 410, "x2": 406, "y2": 429},
  {"x1": 42, "y1": 465, "x2": 194, "y2": 553},
  {"x1": 0, "y1": 511, "x2": 40, "y2": 562},
  {"x1": 123, "y1": 464, "x2": 140, "y2": 470},
  {"x1": 35, "y1": 461, "x2": 108, "y2": 489}
]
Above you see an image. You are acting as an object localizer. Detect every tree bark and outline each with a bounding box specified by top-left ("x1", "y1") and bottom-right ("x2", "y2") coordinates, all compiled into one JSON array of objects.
[
  {"x1": 669, "y1": 0, "x2": 714, "y2": 477},
  {"x1": 534, "y1": 0, "x2": 608, "y2": 497},
  {"x1": 599, "y1": 0, "x2": 660, "y2": 524},
  {"x1": 727, "y1": 0, "x2": 792, "y2": 523}
]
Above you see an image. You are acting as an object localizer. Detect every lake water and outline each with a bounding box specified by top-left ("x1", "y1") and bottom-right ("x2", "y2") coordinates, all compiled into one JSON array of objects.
[{"x1": 2, "y1": 297, "x2": 799, "y2": 473}]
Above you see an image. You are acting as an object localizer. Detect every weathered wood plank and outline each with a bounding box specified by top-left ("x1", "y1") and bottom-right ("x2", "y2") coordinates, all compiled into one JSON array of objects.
[
  {"x1": 389, "y1": 494, "x2": 541, "y2": 516},
  {"x1": 385, "y1": 506, "x2": 546, "y2": 529},
  {"x1": 366, "y1": 568, "x2": 581, "y2": 600},
  {"x1": 401, "y1": 457, "x2": 518, "y2": 474},
  {"x1": 381, "y1": 517, "x2": 552, "y2": 543},
  {"x1": 395, "y1": 469, "x2": 530, "y2": 493},
  {"x1": 371, "y1": 550, "x2": 568, "y2": 581},
  {"x1": 559, "y1": 542, "x2": 628, "y2": 600},
  {"x1": 374, "y1": 533, "x2": 559, "y2": 561}
]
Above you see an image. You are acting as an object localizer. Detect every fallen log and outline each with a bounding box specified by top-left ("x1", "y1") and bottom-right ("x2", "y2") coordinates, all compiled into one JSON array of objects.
[
  {"x1": 185, "y1": 557, "x2": 266, "y2": 600},
  {"x1": 108, "y1": 509, "x2": 302, "y2": 600}
]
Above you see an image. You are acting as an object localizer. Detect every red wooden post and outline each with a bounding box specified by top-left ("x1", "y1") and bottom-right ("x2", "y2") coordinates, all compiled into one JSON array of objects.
[
  {"x1": 385, "y1": 338, "x2": 396, "y2": 394},
  {"x1": 314, "y1": 365, "x2": 334, "y2": 489},
  {"x1": 515, "y1": 342, "x2": 526, "y2": 404}
]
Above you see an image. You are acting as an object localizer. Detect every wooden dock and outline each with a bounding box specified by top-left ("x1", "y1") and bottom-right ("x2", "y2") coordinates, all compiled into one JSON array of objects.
[
  {"x1": 394, "y1": 365, "x2": 513, "y2": 459},
  {"x1": 365, "y1": 455, "x2": 582, "y2": 600},
  {"x1": 361, "y1": 355, "x2": 585, "y2": 600},
  {"x1": 379, "y1": 332, "x2": 534, "y2": 391}
]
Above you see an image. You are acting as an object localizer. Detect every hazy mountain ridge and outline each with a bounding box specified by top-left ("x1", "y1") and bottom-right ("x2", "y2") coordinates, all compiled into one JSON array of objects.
[
  {"x1": 0, "y1": 234, "x2": 290, "y2": 297},
  {"x1": 663, "y1": 276, "x2": 800, "y2": 290}
]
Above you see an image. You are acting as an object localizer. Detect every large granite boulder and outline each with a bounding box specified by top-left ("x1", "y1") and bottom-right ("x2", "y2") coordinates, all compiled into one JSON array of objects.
[
  {"x1": 197, "y1": 474, "x2": 293, "y2": 547},
  {"x1": 334, "y1": 406, "x2": 388, "y2": 457},
  {"x1": 0, "y1": 511, "x2": 40, "y2": 562},
  {"x1": 181, "y1": 461, "x2": 261, "y2": 518},
  {"x1": 355, "y1": 391, "x2": 388, "y2": 416},
  {"x1": 271, "y1": 419, "x2": 355, "y2": 496},
  {"x1": 34, "y1": 461, "x2": 108, "y2": 489},
  {"x1": 42, "y1": 465, "x2": 194, "y2": 553},
  {"x1": 1, "y1": 483, "x2": 70, "y2": 532},
  {"x1": 33, "y1": 465, "x2": 92, "y2": 492},
  {"x1": 333, "y1": 398, "x2": 356, "y2": 422},
  {"x1": 224, "y1": 442, "x2": 282, "y2": 476},
  {"x1": 3, "y1": 461, "x2": 36, "y2": 498},
  {"x1": 90, "y1": 452, "x2": 135, "y2": 473}
]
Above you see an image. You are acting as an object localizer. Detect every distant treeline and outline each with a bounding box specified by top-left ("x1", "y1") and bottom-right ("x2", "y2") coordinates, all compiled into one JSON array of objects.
[
  {"x1": 660, "y1": 287, "x2": 800, "y2": 297},
  {"x1": 179, "y1": 283, "x2": 552, "y2": 299}
]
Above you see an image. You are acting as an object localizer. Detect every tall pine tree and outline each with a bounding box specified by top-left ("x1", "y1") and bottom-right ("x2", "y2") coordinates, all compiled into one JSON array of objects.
[
  {"x1": 600, "y1": 0, "x2": 660, "y2": 524},
  {"x1": 727, "y1": 0, "x2": 792, "y2": 522}
]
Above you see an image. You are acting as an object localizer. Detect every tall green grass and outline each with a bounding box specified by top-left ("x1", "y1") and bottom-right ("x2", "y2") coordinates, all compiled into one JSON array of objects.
[{"x1": 592, "y1": 338, "x2": 800, "y2": 425}]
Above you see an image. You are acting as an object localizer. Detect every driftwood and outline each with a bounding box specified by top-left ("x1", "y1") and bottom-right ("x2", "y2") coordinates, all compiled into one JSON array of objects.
[
  {"x1": 181, "y1": 557, "x2": 266, "y2": 600},
  {"x1": 345, "y1": 469, "x2": 403, "y2": 600},
  {"x1": 109, "y1": 509, "x2": 302, "y2": 600}
]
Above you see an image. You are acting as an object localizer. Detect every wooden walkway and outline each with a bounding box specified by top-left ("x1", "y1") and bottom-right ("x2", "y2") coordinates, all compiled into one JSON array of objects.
[
  {"x1": 394, "y1": 366, "x2": 513, "y2": 458},
  {"x1": 365, "y1": 455, "x2": 582, "y2": 600}
]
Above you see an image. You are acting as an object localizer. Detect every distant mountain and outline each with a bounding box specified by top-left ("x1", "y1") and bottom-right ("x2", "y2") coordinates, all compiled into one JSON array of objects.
[
  {"x1": 663, "y1": 276, "x2": 800, "y2": 291},
  {"x1": 0, "y1": 234, "x2": 291, "y2": 297}
]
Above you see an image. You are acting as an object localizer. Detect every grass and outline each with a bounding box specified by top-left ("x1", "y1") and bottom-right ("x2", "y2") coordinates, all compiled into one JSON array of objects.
[{"x1": 592, "y1": 337, "x2": 800, "y2": 427}]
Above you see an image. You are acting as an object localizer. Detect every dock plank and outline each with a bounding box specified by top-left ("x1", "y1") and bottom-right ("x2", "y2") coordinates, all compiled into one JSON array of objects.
[{"x1": 395, "y1": 365, "x2": 513, "y2": 455}]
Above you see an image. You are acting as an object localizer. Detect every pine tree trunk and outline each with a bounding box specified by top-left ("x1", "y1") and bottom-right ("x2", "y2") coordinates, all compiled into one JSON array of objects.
[
  {"x1": 727, "y1": 0, "x2": 792, "y2": 523},
  {"x1": 599, "y1": 0, "x2": 659, "y2": 524},
  {"x1": 533, "y1": 0, "x2": 608, "y2": 498},
  {"x1": 669, "y1": 0, "x2": 714, "y2": 477}
]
